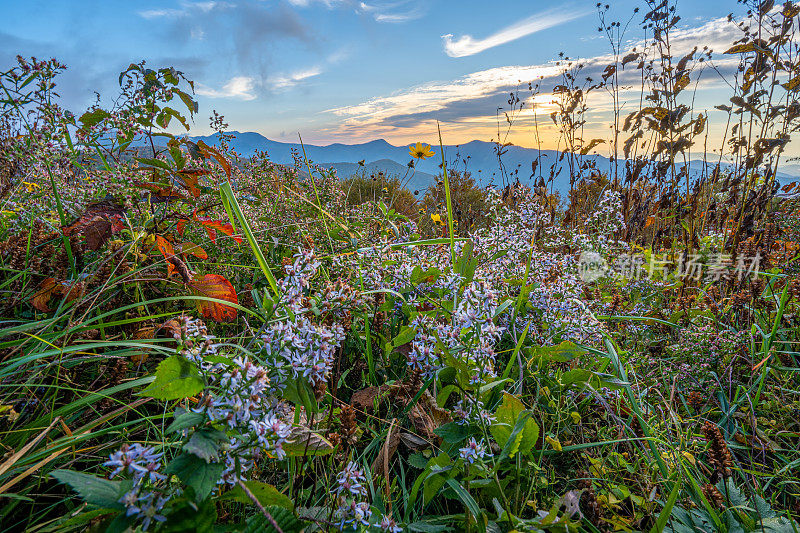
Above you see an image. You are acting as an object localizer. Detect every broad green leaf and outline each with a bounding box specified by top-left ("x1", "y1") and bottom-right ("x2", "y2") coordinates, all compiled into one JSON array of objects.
[
  {"x1": 167, "y1": 408, "x2": 205, "y2": 434},
  {"x1": 409, "y1": 453, "x2": 452, "y2": 508},
  {"x1": 281, "y1": 428, "x2": 334, "y2": 457},
  {"x1": 160, "y1": 497, "x2": 217, "y2": 533},
  {"x1": 51, "y1": 470, "x2": 123, "y2": 509},
  {"x1": 164, "y1": 452, "x2": 223, "y2": 500},
  {"x1": 219, "y1": 481, "x2": 294, "y2": 510},
  {"x1": 140, "y1": 356, "x2": 204, "y2": 400},
  {"x1": 498, "y1": 410, "x2": 534, "y2": 460},
  {"x1": 390, "y1": 326, "x2": 417, "y2": 351},
  {"x1": 184, "y1": 428, "x2": 228, "y2": 463},
  {"x1": 559, "y1": 368, "x2": 592, "y2": 389},
  {"x1": 530, "y1": 341, "x2": 588, "y2": 363},
  {"x1": 490, "y1": 393, "x2": 539, "y2": 457},
  {"x1": 243, "y1": 506, "x2": 305, "y2": 533},
  {"x1": 434, "y1": 422, "x2": 472, "y2": 444}
]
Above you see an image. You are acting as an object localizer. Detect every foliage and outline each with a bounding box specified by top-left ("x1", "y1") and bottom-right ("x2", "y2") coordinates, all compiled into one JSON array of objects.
[{"x1": 2, "y1": 2, "x2": 800, "y2": 532}]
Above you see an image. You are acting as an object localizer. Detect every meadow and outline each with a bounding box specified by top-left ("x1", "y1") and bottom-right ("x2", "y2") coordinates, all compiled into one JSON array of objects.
[{"x1": 1, "y1": 1, "x2": 800, "y2": 532}]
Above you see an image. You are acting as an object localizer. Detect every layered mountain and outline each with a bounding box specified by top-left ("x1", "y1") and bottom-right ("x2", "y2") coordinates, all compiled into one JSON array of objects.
[{"x1": 188, "y1": 131, "x2": 798, "y2": 194}]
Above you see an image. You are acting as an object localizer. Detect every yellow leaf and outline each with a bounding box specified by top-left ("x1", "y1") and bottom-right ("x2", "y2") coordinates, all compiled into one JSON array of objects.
[
  {"x1": 545, "y1": 435, "x2": 562, "y2": 452},
  {"x1": 570, "y1": 412, "x2": 581, "y2": 424}
]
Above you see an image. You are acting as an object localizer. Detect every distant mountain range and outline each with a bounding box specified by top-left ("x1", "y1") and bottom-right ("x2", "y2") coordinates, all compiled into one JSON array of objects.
[{"x1": 188, "y1": 131, "x2": 799, "y2": 194}]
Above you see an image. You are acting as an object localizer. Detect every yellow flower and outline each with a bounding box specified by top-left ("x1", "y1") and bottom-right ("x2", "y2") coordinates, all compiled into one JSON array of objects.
[
  {"x1": 430, "y1": 213, "x2": 445, "y2": 226},
  {"x1": 409, "y1": 142, "x2": 435, "y2": 160}
]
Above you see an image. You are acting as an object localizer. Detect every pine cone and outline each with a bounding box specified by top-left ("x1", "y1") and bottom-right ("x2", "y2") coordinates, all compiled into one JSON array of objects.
[
  {"x1": 703, "y1": 421, "x2": 733, "y2": 481},
  {"x1": 702, "y1": 483, "x2": 726, "y2": 510}
]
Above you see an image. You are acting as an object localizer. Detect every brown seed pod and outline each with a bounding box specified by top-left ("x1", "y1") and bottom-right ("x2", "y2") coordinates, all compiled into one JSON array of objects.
[{"x1": 703, "y1": 420, "x2": 733, "y2": 481}]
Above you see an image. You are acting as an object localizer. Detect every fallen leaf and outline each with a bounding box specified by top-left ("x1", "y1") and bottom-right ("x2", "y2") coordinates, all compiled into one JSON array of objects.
[
  {"x1": 189, "y1": 274, "x2": 238, "y2": 322},
  {"x1": 31, "y1": 278, "x2": 58, "y2": 312}
]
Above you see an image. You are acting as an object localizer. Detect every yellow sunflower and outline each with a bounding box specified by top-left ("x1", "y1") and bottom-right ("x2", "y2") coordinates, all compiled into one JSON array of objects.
[{"x1": 409, "y1": 142, "x2": 435, "y2": 160}]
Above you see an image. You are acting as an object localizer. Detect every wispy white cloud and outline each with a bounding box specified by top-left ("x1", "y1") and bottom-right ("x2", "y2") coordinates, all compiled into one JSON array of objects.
[
  {"x1": 266, "y1": 47, "x2": 349, "y2": 90},
  {"x1": 195, "y1": 76, "x2": 258, "y2": 100},
  {"x1": 268, "y1": 66, "x2": 323, "y2": 90},
  {"x1": 287, "y1": 0, "x2": 344, "y2": 7},
  {"x1": 329, "y1": 16, "x2": 742, "y2": 140},
  {"x1": 374, "y1": 11, "x2": 422, "y2": 23},
  {"x1": 330, "y1": 63, "x2": 562, "y2": 122},
  {"x1": 138, "y1": 1, "x2": 230, "y2": 19},
  {"x1": 358, "y1": 1, "x2": 425, "y2": 23},
  {"x1": 442, "y1": 7, "x2": 592, "y2": 58},
  {"x1": 138, "y1": 8, "x2": 184, "y2": 19}
]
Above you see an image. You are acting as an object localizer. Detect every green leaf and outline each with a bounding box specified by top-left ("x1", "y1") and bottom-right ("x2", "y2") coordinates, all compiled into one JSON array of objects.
[
  {"x1": 282, "y1": 378, "x2": 318, "y2": 414},
  {"x1": 559, "y1": 368, "x2": 593, "y2": 389},
  {"x1": 445, "y1": 479, "x2": 486, "y2": 533},
  {"x1": 140, "y1": 356, "x2": 204, "y2": 400},
  {"x1": 135, "y1": 157, "x2": 172, "y2": 171},
  {"x1": 409, "y1": 453, "x2": 452, "y2": 509},
  {"x1": 390, "y1": 326, "x2": 417, "y2": 351},
  {"x1": 434, "y1": 422, "x2": 472, "y2": 444},
  {"x1": 242, "y1": 506, "x2": 305, "y2": 533},
  {"x1": 490, "y1": 393, "x2": 539, "y2": 457},
  {"x1": 219, "y1": 481, "x2": 294, "y2": 511},
  {"x1": 531, "y1": 341, "x2": 587, "y2": 363},
  {"x1": 651, "y1": 475, "x2": 681, "y2": 533},
  {"x1": 184, "y1": 428, "x2": 228, "y2": 463},
  {"x1": 281, "y1": 428, "x2": 334, "y2": 457},
  {"x1": 79, "y1": 109, "x2": 111, "y2": 128},
  {"x1": 164, "y1": 452, "x2": 223, "y2": 501},
  {"x1": 167, "y1": 408, "x2": 205, "y2": 434},
  {"x1": 497, "y1": 410, "x2": 534, "y2": 460},
  {"x1": 51, "y1": 470, "x2": 123, "y2": 509},
  {"x1": 160, "y1": 497, "x2": 217, "y2": 533}
]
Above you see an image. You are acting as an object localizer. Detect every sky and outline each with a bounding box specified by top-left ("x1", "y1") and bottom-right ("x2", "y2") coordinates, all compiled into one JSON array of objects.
[{"x1": 0, "y1": 0, "x2": 785, "y2": 155}]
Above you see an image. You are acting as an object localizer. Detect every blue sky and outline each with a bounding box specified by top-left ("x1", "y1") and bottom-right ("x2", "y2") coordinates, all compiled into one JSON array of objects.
[{"x1": 0, "y1": 0, "x2": 761, "y2": 150}]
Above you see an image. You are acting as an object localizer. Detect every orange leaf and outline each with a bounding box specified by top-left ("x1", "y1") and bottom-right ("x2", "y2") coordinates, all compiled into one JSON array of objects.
[
  {"x1": 156, "y1": 235, "x2": 176, "y2": 278},
  {"x1": 189, "y1": 274, "x2": 238, "y2": 322},
  {"x1": 175, "y1": 242, "x2": 208, "y2": 259},
  {"x1": 175, "y1": 169, "x2": 208, "y2": 198},
  {"x1": 197, "y1": 217, "x2": 242, "y2": 243},
  {"x1": 135, "y1": 181, "x2": 187, "y2": 200},
  {"x1": 644, "y1": 216, "x2": 656, "y2": 228},
  {"x1": 30, "y1": 278, "x2": 85, "y2": 312},
  {"x1": 196, "y1": 140, "x2": 231, "y2": 178},
  {"x1": 31, "y1": 278, "x2": 58, "y2": 312}
]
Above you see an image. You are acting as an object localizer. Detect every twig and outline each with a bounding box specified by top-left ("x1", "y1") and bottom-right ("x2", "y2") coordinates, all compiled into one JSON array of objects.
[{"x1": 237, "y1": 479, "x2": 284, "y2": 533}]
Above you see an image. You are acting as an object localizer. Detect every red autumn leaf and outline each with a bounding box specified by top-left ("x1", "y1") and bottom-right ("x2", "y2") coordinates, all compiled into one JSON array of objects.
[
  {"x1": 176, "y1": 219, "x2": 188, "y2": 236},
  {"x1": 62, "y1": 199, "x2": 125, "y2": 250},
  {"x1": 197, "y1": 217, "x2": 242, "y2": 244},
  {"x1": 175, "y1": 169, "x2": 209, "y2": 198},
  {"x1": 189, "y1": 274, "x2": 238, "y2": 322},
  {"x1": 134, "y1": 181, "x2": 187, "y2": 201}
]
